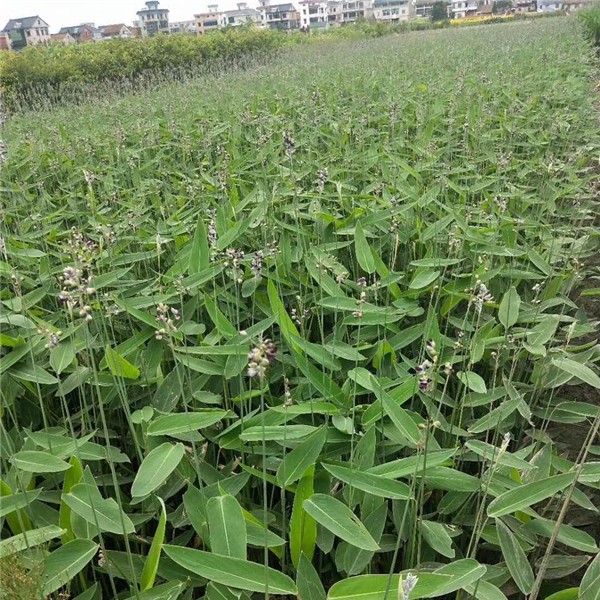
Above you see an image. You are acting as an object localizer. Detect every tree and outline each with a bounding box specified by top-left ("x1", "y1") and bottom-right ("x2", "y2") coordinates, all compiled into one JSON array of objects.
[{"x1": 431, "y1": 1, "x2": 448, "y2": 20}]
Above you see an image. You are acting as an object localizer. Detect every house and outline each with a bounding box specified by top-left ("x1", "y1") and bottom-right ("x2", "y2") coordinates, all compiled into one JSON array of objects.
[
  {"x1": 327, "y1": 0, "x2": 343, "y2": 25},
  {"x1": 130, "y1": 26, "x2": 143, "y2": 37},
  {"x1": 1, "y1": 16, "x2": 50, "y2": 50},
  {"x1": 414, "y1": 0, "x2": 440, "y2": 18},
  {"x1": 537, "y1": 0, "x2": 561, "y2": 10},
  {"x1": 220, "y1": 3, "x2": 262, "y2": 27},
  {"x1": 169, "y1": 20, "x2": 197, "y2": 33},
  {"x1": 136, "y1": 1, "x2": 170, "y2": 36},
  {"x1": 513, "y1": 0, "x2": 537, "y2": 12},
  {"x1": 450, "y1": 0, "x2": 479, "y2": 17},
  {"x1": 59, "y1": 24, "x2": 103, "y2": 42},
  {"x1": 341, "y1": 0, "x2": 373, "y2": 22},
  {"x1": 50, "y1": 32, "x2": 76, "y2": 44},
  {"x1": 372, "y1": 0, "x2": 414, "y2": 22},
  {"x1": 298, "y1": 0, "x2": 330, "y2": 29},
  {"x1": 477, "y1": 1, "x2": 493, "y2": 14},
  {"x1": 99, "y1": 24, "x2": 133, "y2": 39},
  {"x1": 562, "y1": 0, "x2": 594, "y2": 11},
  {"x1": 195, "y1": 5, "x2": 222, "y2": 34},
  {"x1": 258, "y1": 0, "x2": 301, "y2": 29}
]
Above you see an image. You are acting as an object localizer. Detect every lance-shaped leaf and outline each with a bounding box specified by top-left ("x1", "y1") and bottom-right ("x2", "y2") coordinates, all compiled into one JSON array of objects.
[
  {"x1": 132, "y1": 442, "x2": 185, "y2": 498},
  {"x1": 207, "y1": 493, "x2": 247, "y2": 559},
  {"x1": 302, "y1": 494, "x2": 379, "y2": 551},
  {"x1": 290, "y1": 466, "x2": 317, "y2": 569},
  {"x1": 495, "y1": 519, "x2": 534, "y2": 594},
  {"x1": 277, "y1": 426, "x2": 327, "y2": 487},
  {"x1": 323, "y1": 463, "x2": 412, "y2": 500},
  {"x1": 140, "y1": 497, "x2": 167, "y2": 591},
  {"x1": 163, "y1": 546, "x2": 297, "y2": 594}
]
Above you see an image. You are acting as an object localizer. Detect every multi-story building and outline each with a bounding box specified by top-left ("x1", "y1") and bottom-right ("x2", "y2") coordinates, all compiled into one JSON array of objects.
[
  {"x1": 1, "y1": 16, "x2": 50, "y2": 50},
  {"x1": 327, "y1": 1, "x2": 344, "y2": 25},
  {"x1": 298, "y1": 0, "x2": 330, "y2": 29},
  {"x1": 341, "y1": 0, "x2": 373, "y2": 22},
  {"x1": 195, "y1": 5, "x2": 222, "y2": 33},
  {"x1": 221, "y1": 3, "x2": 262, "y2": 27},
  {"x1": 99, "y1": 24, "x2": 133, "y2": 39},
  {"x1": 372, "y1": 0, "x2": 414, "y2": 21},
  {"x1": 58, "y1": 24, "x2": 103, "y2": 42},
  {"x1": 259, "y1": 0, "x2": 301, "y2": 29},
  {"x1": 169, "y1": 20, "x2": 197, "y2": 33},
  {"x1": 136, "y1": 1, "x2": 170, "y2": 36},
  {"x1": 450, "y1": 0, "x2": 479, "y2": 17}
]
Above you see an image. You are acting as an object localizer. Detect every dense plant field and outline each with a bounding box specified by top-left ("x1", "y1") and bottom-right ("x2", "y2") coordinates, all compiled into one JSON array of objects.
[
  {"x1": 1, "y1": 17, "x2": 599, "y2": 600},
  {"x1": 0, "y1": 13, "x2": 563, "y2": 113}
]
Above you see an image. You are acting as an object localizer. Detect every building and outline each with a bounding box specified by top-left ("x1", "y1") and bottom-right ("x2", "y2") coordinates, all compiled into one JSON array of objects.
[
  {"x1": 130, "y1": 26, "x2": 143, "y2": 37},
  {"x1": 327, "y1": 0, "x2": 343, "y2": 25},
  {"x1": 259, "y1": 0, "x2": 301, "y2": 29},
  {"x1": 298, "y1": 0, "x2": 330, "y2": 29},
  {"x1": 50, "y1": 32, "x2": 76, "y2": 44},
  {"x1": 136, "y1": 1, "x2": 170, "y2": 36},
  {"x1": 341, "y1": 0, "x2": 373, "y2": 22},
  {"x1": 537, "y1": 0, "x2": 561, "y2": 10},
  {"x1": 562, "y1": 0, "x2": 595, "y2": 10},
  {"x1": 1, "y1": 16, "x2": 50, "y2": 50},
  {"x1": 169, "y1": 20, "x2": 197, "y2": 33},
  {"x1": 59, "y1": 24, "x2": 103, "y2": 42},
  {"x1": 450, "y1": 0, "x2": 479, "y2": 17},
  {"x1": 195, "y1": 5, "x2": 222, "y2": 34},
  {"x1": 372, "y1": 0, "x2": 414, "y2": 21},
  {"x1": 0, "y1": 34, "x2": 9, "y2": 50},
  {"x1": 99, "y1": 24, "x2": 133, "y2": 39},
  {"x1": 513, "y1": 0, "x2": 536, "y2": 12},
  {"x1": 220, "y1": 3, "x2": 262, "y2": 27}
]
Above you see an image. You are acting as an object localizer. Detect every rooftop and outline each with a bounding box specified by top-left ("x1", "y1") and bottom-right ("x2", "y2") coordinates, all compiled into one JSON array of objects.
[{"x1": 2, "y1": 16, "x2": 47, "y2": 31}]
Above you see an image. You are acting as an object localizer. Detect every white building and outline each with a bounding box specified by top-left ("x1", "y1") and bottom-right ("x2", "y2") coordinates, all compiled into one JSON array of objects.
[
  {"x1": 169, "y1": 20, "x2": 196, "y2": 33},
  {"x1": 259, "y1": 0, "x2": 301, "y2": 29},
  {"x1": 298, "y1": 0, "x2": 330, "y2": 29},
  {"x1": 221, "y1": 3, "x2": 262, "y2": 27},
  {"x1": 372, "y1": 0, "x2": 414, "y2": 21},
  {"x1": 341, "y1": 0, "x2": 373, "y2": 22},
  {"x1": 1, "y1": 16, "x2": 50, "y2": 50},
  {"x1": 450, "y1": 0, "x2": 478, "y2": 17},
  {"x1": 195, "y1": 5, "x2": 222, "y2": 34},
  {"x1": 136, "y1": 1, "x2": 170, "y2": 36}
]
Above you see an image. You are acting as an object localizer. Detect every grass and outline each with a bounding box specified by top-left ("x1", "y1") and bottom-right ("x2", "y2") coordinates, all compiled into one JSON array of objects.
[{"x1": 0, "y1": 17, "x2": 599, "y2": 600}]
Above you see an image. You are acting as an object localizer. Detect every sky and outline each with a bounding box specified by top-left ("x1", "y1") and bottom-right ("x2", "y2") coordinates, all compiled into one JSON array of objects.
[{"x1": 1, "y1": 0, "x2": 244, "y2": 32}]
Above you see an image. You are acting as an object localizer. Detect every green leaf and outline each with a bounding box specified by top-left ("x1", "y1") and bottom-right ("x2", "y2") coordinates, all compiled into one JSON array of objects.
[
  {"x1": 147, "y1": 410, "x2": 228, "y2": 437},
  {"x1": 487, "y1": 473, "x2": 577, "y2": 517},
  {"x1": 207, "y1": 493, "x2": 247, "y2": 559},
  {"x1": 322, "y1": 463, "x2": 412, "y2": 500},
  {"x1": 354, "y1": 221, "x2": 375, "y2": 274},
  {"x1": 140, "y1": 497, "x2": 167, "y2": 591},
  {"x1": 123, "y1": 582, "x2": 185, "y2": 600},
  {"x1": 64, "y1": 483, "x2": 135, "y2": 535},
  {"x1": 0, "y1": 488, "x2": 41, "y2": 518},
  {"x1": 302, "y1": 494, "x2": 379, "y2": 551},
  {"x1": 105, "y1": 345, "x2": 140, "y2": 380},
  {"x1": 297, "y1": 552, "x2": 326, "y2": 600},
  {"x1": 498, "y1": 286, "x2": 520, "y2": 329},
  {"x1": 290, "y1": 466, "x2": 317, "y2": 569},
  {"x1": 131, "y1": 442, "x2": 185, "y2": 498},
  {"x1": 409, "y1": 268, "x2": 440, "y2": 290},
  {"x1": 544, "y1": 590, "x2": 581, "y2": 600},
  {"x1": 163, "y1": 546, "x2": 297, "y2": 594},
  {"x1": 50, "y1": 340, "x2": 75, "y2": 374},
  {"x1": 380, "y1": 392, "x2": 422, "y2": 447},
  {"x1": 457, "y1": 371, "x2": 487, "y2": 394},
  {"x1": 419, "y1": 519, "x2": 455, "y2": 558},
  {"x1": 431, "y1": 559, "x2": 487, "y2": 596},
  {"x1": 580, "y1": 550, "x2": 600, "y2": 600},
  {"x1": 327, "y1": 573, "x2": 452, "y2": 600},
  {"x1": 524, "y1": 517, "x2": 599, "y2": 553},
  {"x1": 495, "y1": 519, "x2": 534, "y2": 594},
  {"x1": 11, "y1": 450, "x2": 71, "y2": 473},
  {"x1": 552, "y1": 357, "x2": 600, "y2": 389},
  {"x1": 0, "y1": 525, "x2": 65, "y2": 559},
  {"x1": 189, "y1": 215, "x2": 210, "y2": 274},
  {"x1": 277, "y1": 426, "x2": 327, "y2": 487},
  {"x1": 40, "y1": 539, "x2": 99, "y2": 597}
]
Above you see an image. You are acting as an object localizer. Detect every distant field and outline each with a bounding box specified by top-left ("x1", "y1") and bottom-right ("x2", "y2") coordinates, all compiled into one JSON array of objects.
[{"x1": 1, "y1": 18, "x2": 599, "y2": 600}]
